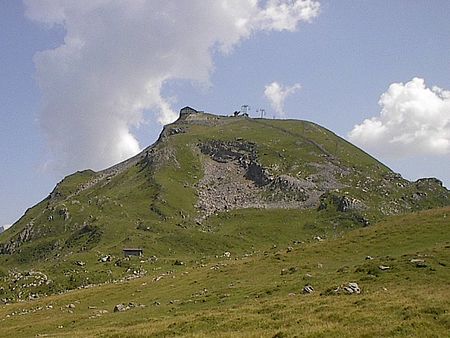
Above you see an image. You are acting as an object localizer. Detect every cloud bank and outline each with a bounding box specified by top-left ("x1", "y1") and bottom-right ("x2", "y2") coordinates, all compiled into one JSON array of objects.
[
  {"x1": 264, "y1": 81, "x2": 302, "y2": 116},
  {"x1": 349, "y1": 78, "x2": 450, "y2": 157},
  {"x1": 25, "y1": 0, "x2": 320, "y2": 173}
]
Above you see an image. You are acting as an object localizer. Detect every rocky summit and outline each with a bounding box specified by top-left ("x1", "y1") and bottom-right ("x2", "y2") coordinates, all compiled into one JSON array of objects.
[{"x1": 0, "y1": 107, "x2": 449, "y2": 337}]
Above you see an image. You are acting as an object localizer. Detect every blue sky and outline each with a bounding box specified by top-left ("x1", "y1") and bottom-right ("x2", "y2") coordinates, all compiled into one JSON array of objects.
[{"x1": 1, "y1": 1, "x2": 449, "y2": 229}]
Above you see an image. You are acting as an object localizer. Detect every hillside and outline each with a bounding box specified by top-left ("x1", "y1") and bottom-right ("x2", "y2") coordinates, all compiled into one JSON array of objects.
[
  {"x1": 0, "y1": 206, "x2": 449, "y2": 337},
  {"x1": 0, "y1": 107, "x2": 449, "y2": 302}
]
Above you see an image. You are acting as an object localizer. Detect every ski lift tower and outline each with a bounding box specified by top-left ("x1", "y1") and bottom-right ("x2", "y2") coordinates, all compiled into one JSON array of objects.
[{"x1": 240, "y1": 105, "x2": 250, "y2": 116}]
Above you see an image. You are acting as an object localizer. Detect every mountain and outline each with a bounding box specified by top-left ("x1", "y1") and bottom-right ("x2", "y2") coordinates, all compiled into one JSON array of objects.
[
  {"x1": 0, "y1": 226, "x2": 3, "y2": 234},
  {"x1": 0, "y1": 107, "x2": 449, "y2": 302}
]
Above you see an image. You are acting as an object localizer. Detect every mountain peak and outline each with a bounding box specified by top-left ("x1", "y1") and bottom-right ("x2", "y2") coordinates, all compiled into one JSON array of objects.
[{"x1": 0, "y1": 109, "x2": 448, "y2": 300}]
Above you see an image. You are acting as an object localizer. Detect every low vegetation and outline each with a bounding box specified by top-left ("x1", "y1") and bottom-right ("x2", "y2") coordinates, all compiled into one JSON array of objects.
[{"x1": 0, "y1": 207, "x2": 448, "y2": 337}]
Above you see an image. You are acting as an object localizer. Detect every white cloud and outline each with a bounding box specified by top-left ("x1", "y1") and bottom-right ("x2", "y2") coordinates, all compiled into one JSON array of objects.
[
  {"x1": 349, "y1": 78, "x2": 450, "y2": 157},
  {"x1": 24, "y1": 0, "x2": 320, "y2": 173},
  {"x1": 264, "y1": 81, "x2": 301, "y2": 115}
]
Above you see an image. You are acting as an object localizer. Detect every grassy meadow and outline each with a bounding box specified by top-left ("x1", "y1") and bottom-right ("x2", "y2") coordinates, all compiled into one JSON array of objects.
[{"x1": 0, "y1": 206, "x2": 448, "y2": 337}]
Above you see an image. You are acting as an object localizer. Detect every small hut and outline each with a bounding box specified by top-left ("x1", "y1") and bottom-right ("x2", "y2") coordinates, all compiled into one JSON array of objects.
[
  {"x1": 123, "y1": 248, "x2": 144, "y2": 257},
  {"x1": 179, "y1": 106, "x2": 198, "y2": 117}
]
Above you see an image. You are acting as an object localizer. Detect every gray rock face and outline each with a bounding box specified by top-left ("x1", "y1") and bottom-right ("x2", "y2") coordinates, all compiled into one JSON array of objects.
[
  {"x1": 196, "y1": 140, "x2": 347, "y2": 220},
  {"x1": 0, "y1": 222, "x2": 38, "y2": 254},
  {"x1": 0, "y1": 226, "x2": 4, "y2": 234}
]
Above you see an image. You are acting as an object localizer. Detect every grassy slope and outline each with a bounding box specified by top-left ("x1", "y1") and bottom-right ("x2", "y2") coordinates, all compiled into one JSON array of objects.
[{"x1": 0, "y1": 206, "x2": 449, "y2": 337}]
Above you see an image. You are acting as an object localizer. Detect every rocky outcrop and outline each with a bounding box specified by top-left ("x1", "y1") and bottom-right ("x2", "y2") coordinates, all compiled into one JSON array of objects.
[
  {"x1": 0, "y1": 222, "x2": 37, "y2": 254},
  {"x1": 245, "y1": 162, "x2": 273, "y2": 186},
  {"x1": 415, "y1": 177, "x2": 443, "y2": 188},
  {"x1": 196, "y1": 140, "x2": 348, "y2": 219},
  {"x1": 318, "y1": 192, "x2": 366, "y2": 213},
  {"x1": 337, "y1": 196, "x2": 365, "y2": 212},
  {"x1": 199, "y1": 140, "x2": 257, "y2": 163}
]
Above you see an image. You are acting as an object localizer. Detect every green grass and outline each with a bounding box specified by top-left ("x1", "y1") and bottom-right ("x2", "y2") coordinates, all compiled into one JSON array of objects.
[{"x1": 0, "y1": 206, "x2": 448, "y2": 337}]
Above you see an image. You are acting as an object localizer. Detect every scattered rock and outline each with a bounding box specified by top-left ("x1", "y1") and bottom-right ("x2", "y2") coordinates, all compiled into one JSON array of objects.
[
  {"x1": 343, "y1": 282, "x2": 360, "y2": 294},
  {"x1": 113, "y1": 302, "x2": 140, "y2": 313},
  {"x1": 99, "y1": 255, "x2": 111, "y2": 263},
  {"x1": 410, "y1": 259, "x2": 427, "y2": 268},
  {"x1": 378, "y1": 265, "x2": 390, "y2": 271},
  {"x1": 365, "y1": 256, "x2": 373, "y2": 260},
  {"x1": 329, "y1": 282, "x2": 361, "y2": 295},
  {"x1": 148, "y1": 255, "x2": 158, "y2": 263},
  {"x1": 113, "y1": 304, "x2": 127, "y2": 312},
  {"x1": 410, "y1": 258, "x2": 424, "y2": 263},
  {"x1": 303, "y1": 285, "x2": 314, "y2": 294},
  {"x1": 280, "y1": 267, "x2": 298, "y2": 275}
]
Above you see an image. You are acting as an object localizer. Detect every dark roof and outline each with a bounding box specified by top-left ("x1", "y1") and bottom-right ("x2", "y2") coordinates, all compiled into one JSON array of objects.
[
  {"x1": 180, "y1": 106, "x2": 198, "y2": 113},
  {"x1": 123, "y1": 248, "x2": 143, "y2": 251}
]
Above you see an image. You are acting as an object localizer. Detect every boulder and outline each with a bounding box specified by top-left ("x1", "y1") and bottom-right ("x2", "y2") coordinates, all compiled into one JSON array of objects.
[
  {"x1": 343, "y1": 282, "x2": 360, "y2": 294},
  {"x1": 330, "y1": 282, "x2": 361, "y2": 295},
  {"x1": 410, "y1": 259, "x2": 427, "y2": 268},
  {"x1": 113, "y1": 304, "x2": 127, "y2": 312},
  {"x1": 99, "y1": 255, "x2": 111, "y2": 263},
  {"x1": 303, "y1": 285, "x2": 314, "y2": 294}
]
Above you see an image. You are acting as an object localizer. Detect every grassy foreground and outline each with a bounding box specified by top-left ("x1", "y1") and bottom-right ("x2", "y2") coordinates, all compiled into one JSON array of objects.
[{"x1": 0, "y1": 206, "x2": 449, "y2": 337}]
